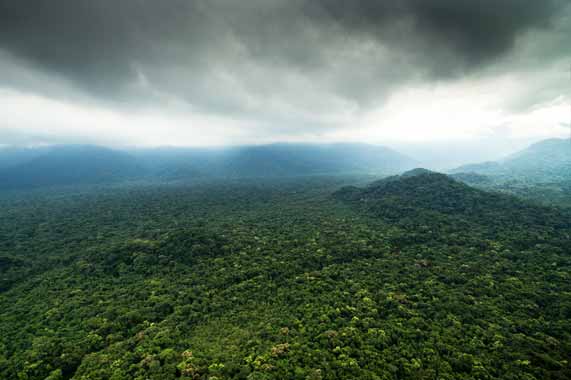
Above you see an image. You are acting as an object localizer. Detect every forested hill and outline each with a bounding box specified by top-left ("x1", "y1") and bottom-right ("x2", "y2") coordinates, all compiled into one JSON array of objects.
[
  {"x1": 451, "y1": 138, "x2": 571, "y2": 182},
  {"x1": 335, "y1": 169, "x2": 570, "y2": 240}
]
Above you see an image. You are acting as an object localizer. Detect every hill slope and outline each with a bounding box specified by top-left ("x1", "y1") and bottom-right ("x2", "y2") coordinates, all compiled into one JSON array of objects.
[
  {"x1": 0, "y1": 146, "x2": 52, "y2": 169},
  {"x1": 0, "y1": 145, "x2": 146, "y2": 189},
  {"x1": 335, "y1": 169, "x2": 569, "y2": 239},
  {"x1": 451, "y1": 138, "x2": 571, "y2": 182}
]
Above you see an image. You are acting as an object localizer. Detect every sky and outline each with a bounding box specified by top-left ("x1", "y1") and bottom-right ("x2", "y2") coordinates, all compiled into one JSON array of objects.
[{"x1": 0, "y1": 0, "x2": 570, "y2": 163}]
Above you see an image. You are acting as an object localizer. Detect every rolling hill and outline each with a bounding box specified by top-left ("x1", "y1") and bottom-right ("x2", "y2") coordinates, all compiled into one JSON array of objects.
[{"x1": 334, "y1": 168, "x2": 569, "y2": 236}]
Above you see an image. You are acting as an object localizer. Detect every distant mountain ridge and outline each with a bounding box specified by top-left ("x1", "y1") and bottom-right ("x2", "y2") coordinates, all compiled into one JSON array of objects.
[
  {"x1": 451, "y1": 138, "x2": 571, "y2": 182},
  {"x1": 0, "y1": 143, "x2": 417, "y2": 190},
  {"x1": 0, "y1": 145, "x2": 146, "y2": 190},
  {"x1": 136, "y1": 143, "x2": 417, "y2": 179},
  {"x1": 0, "y1": 146, "x2": 53, "y2": 169}
]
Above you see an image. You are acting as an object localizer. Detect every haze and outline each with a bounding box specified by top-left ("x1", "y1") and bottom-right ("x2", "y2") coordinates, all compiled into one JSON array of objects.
[{"x1": 0, "y1": 0, "x2": 570, "y2": 166}]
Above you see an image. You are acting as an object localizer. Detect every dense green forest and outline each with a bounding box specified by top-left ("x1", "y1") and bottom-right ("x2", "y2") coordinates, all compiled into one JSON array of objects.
[{"x1": 1, "y1": 173, "x2": 570, "y2": 380}]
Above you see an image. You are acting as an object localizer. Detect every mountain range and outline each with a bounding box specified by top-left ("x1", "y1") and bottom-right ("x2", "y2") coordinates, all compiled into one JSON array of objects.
[
  {"x1": 0, "y1": 143, "x2": 417, "y2": 190},
  {"x1": 1, "y1": 138, "x2": 569, "y2": 191}
]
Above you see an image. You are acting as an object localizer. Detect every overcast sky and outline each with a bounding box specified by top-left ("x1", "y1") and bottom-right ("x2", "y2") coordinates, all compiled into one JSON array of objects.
[{"x1": 0, "y1": 0, "x2": 570, "y2": 159}]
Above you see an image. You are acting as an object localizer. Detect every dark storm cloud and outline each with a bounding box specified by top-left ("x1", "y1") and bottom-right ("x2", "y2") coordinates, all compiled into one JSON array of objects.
[
  {"x1": 0, "y1": 0, "x2": 568, "y2": 118},
  {"x1": 0, "y1": 0, "x2": 207, "y2": 95},
  {"x1": 307, "y1": 0, "x2": 564, "y2": 67}
]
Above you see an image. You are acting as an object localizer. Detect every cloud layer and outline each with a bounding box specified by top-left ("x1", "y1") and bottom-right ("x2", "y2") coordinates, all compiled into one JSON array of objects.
[{"x1": 0, "y1": 0, "x2": 570, "y2": 147}]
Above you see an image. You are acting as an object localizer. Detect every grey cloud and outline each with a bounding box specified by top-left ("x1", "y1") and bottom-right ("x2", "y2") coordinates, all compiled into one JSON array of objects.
[
  {"x1": 0, "y1": 127, "x2": 119, "y2": 147},
  {"x1": 0, "y1": 0, "x2": 569, "y2": 126},
  {"x1": 311, "y1": 0, "x2": 563, "y2": 64}
]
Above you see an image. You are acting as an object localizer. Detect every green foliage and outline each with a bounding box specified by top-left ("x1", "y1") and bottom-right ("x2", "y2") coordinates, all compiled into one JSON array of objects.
[{"x1": 1, "y1": 176, "x2": 570, "y2": 379}]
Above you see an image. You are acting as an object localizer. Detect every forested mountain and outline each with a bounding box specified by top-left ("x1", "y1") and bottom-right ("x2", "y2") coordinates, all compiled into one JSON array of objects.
[
  {"x1": 1, "y1": 174, "x2": 569, "y2": 380},
  {"x1": 451, "y1": 138, "x2": 571, "y2": 182},
  {"x1": 0, "y1": 143, "x2": 416, "y2": 190},
  {"x1": 0, "y1": 145, "x2": 146, "y2": 190}
]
